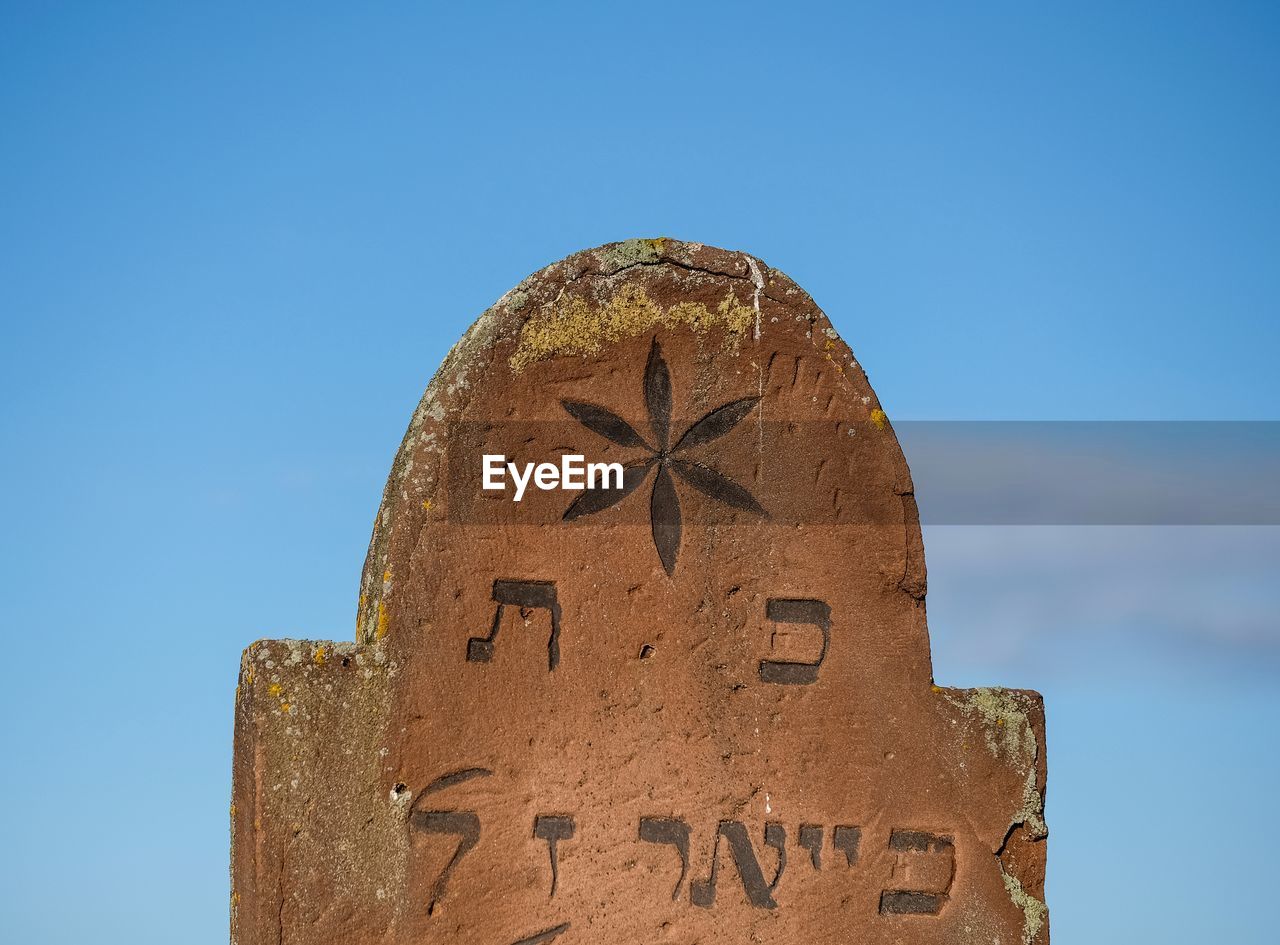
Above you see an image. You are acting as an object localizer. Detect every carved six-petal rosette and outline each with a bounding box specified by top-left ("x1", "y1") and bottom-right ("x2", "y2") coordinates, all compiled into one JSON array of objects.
[{"x1": 562, "y1": 337, "x2": 767, "y2": 575}]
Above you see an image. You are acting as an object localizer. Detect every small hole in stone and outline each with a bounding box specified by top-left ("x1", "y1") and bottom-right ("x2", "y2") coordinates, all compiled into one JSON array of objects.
[
  {"x1": 393, "y1": 783, "x2": 407, "y2": 796},
  {"x1": 341, "y1": 656, "x2": 351, "y2": 667},
  {"x1": 639, "y1": 644, "x2": 655, "y2": 660}
]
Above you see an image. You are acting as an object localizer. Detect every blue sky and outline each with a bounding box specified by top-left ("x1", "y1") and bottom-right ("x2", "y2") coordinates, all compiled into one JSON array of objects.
[{"x1": 1, "y1": 3, "x2": 1277, "y2": 942}]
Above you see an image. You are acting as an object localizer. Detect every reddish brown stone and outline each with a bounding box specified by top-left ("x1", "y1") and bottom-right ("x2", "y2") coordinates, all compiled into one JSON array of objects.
[{"x1": 231, "y1": 239, "x2": 1048, "y2": 944}]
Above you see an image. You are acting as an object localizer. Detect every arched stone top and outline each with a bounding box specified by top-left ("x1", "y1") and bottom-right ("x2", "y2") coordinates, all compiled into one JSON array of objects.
[{"x1": 356, "y1": 238, "x2": 925, "y2": 654}]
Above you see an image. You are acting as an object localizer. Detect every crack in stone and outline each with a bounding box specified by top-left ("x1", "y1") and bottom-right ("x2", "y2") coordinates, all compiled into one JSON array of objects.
[{"x1": 744, "y1": 254, "x2": 765, "y2": 339}]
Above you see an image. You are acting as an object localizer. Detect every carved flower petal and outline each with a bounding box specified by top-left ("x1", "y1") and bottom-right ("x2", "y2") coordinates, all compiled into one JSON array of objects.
[
  {"x1": 644, "y1": 338, "x2": 673, "y2": 450},
  {"x1": 673, "y1": 396, "x2": 760, "y2": 451},
  {"x1": 561, "y1": 401, "x2": 652, "y2": 449},
  {"x1": 563, "y1": 460, "x2": 654, "y2": 521},
  {"x1": 670, "y1": 459, "x2": 768, "y2": 517},
  {"x1": 650, "y1": 463, "x2": 682, "y2": 576}
]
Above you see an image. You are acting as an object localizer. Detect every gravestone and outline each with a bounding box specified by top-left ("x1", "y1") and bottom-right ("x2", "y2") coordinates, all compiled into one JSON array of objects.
[{"x1": 231, "y1": 239, "x2": 1048, "y2": 944}]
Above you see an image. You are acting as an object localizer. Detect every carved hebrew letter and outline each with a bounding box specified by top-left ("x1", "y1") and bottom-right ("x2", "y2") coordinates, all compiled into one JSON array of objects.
[
  {"x1": 879, "y1": 829, "x2": 956, "y2": 916},
  {"x1": 408, "y1": 768, "x2": 492, "y2": 915},
  {"x1": 798, "y1": 824, "x2": 823, "y2": 868},
  {"x1": 467, "y1": 580, "x2": 562, "y2": 671},
  {"x1": 758, "y1": 598, "x2": 830, "y2": 685},
  {"x1": 508, "y1": 923, "x2": 570, "y2": 945},
  {"x1": 690, "y1": 821, "x2": 786, "y2": 910},
  {"x1": 533, "y1": 814, "x2": 576, "y2": 897},
  {"x1": 639, "y1": 816, "x2": 691, "y2": 901},
  {"x1": 833, "y1": 825, "x2": 862, "y2": 866}
]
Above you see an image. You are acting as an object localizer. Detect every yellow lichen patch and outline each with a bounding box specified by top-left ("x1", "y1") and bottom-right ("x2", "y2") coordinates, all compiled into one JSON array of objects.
[
  {"x1": 280, "y1": 702, "x2": 292, "y2": 713},
  {"x1": 509, "y1": 284, "x2": 755, "y2": 371},
  {"x1": 870, "y1": 408, "x2": 888, "y2": 430},
  {"x1": 313, "y1": 645, "x2": 326, "y2": 666},
  {"x1": 268, "y1": 683, "x2": 282, "y2": 697},
  {"x1": 823, "y1": 339, "x2": 847, "y2": 377},
  {"x1": 376, "y1": 600, "x2": 389, "y2": 640},
  {"x1": 421, "y1": 498, "x2": 432, "y2": 511}
]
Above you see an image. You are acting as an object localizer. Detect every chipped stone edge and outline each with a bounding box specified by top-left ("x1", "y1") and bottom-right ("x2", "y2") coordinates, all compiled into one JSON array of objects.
[
  {"x1": 941, "y1": 686, "x2": 1048, "y2": 839},
  {"x1": 936, "y1": 685, "x2": 1049, "y2": 943},
  {"x1": 231, "y1": 637, "x2": 404, "y2": 943},
  {"x1": 1001, "y1": 866, "x2": 1049, "y2": 945},
  {"x1": 355, "y1": 302, "x2": 504, "y2": 644}
]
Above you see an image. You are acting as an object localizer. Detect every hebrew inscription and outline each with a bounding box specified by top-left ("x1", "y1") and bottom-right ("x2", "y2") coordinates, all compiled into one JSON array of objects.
[
  {"x1": 878, "y1": 830, "x2": 956, "y2": 916},
  {"x1": 798, "y1": 824, "x2": 823, "y2": 869},
  {"x1": 637, "y1": 818, "x2": 870, "y2": 912},
  {"x1": 758, "y1": 598, "x2": 831, "y2": 685},
  {"x1": 533, "y1": 814, "x2": 576, "y2": 898},
  {"x1": 459, "y1": 584, "x2": 834, "y2": 684},
  {"x1": 407, "y1": 801, "x2": 958, "y2": 920},
  {"x1": 833, "y1": 825, "x2": 862, "y2": 867},
  {"x1": 638, "y1": 816, "x2": 692, "y2": 901},
  {"x1": 408, "y1": 768, "x2": 491, "y2": 916},
  {"x1": 509, "y1": 924, "x2": 570, "y2": 945},
  {"x1": 690, "y1": 821, "x2": 787, "y2": 910},
  {"x1": 467, "y1": 579, "x2": 562, "y2": 671}
]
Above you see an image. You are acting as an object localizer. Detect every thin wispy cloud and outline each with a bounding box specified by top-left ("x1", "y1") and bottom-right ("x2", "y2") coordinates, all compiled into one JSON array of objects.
[
  {"x1": 923, "y1": 525, "x2": 1280, "y2": 684},
  {"x1": 901, "y1": 422, "x2": 1280, "y2": 524}
]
